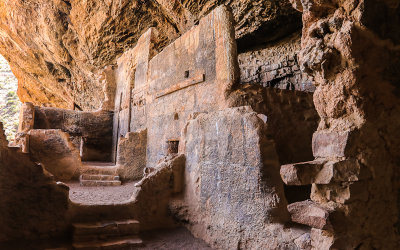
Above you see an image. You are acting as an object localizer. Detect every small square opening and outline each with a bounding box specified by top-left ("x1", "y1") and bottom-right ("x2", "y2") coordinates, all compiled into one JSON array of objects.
[
  {"x1": 184, "y1": 70, "x2": 190, "y2": 78},
  {"x1": 167, "y1": 140, "x2": 179, "y2": 155}
]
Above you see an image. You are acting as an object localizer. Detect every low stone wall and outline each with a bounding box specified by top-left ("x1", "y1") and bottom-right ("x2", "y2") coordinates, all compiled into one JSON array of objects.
[
  {"x1": 116, "y1": 130, "x2": 147, "y2": 181},
  {"x1": 0, "y1": 123, "x2": 69, "y2": 242},
  {"x1": 33, "y1": 107, "x2": 113, "y2": 162},
  {"x1": 173, "y1": 107, "x2": 306, "y2": 249}
]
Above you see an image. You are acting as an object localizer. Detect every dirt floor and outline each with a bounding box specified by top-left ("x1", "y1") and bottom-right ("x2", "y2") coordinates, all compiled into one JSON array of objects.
[
  {"x1": 138, "y1": 227, "x2": 212, "y2": 250},
  {"x1": 66, "y1": 181, "x2": 138, "y2": 205},
  {"x1": 0, "y1": 227, "x2": 212, "y2": 250}
]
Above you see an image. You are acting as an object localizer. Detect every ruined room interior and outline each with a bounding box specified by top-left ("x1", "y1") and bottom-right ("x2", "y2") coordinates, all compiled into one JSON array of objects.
[{"x1": 0, "y1": 0, "x2": 399, "y2": 249}]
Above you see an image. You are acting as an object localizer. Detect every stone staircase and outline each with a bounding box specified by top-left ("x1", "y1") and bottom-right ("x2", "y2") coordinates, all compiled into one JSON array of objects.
[
  {"x1": 72, "y1": 219, "x2": 142, "y2": 249},
  {"x1": 80, "y1": 162, "x2": 121, "y2": 186}
]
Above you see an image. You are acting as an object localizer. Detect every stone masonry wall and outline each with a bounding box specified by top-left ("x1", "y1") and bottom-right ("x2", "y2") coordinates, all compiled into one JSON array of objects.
[
  {"x1": 145, "y1": 6, "x2": 239, "y2": 167},
  {"x1": 238, "y1": 31, "x2": 315, "y2": 92}
]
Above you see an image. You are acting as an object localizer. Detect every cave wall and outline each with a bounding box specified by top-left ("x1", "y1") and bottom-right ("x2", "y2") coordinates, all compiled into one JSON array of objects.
[
  {"x1": 289, "y1": 0, "x2": 400, "y2": 248},
  {"x1": 0, "y1": 0, "x2": 301, "y2": 111},
  {"x1": 0, "y1": 123, "x2": 69, "y2": 242}
]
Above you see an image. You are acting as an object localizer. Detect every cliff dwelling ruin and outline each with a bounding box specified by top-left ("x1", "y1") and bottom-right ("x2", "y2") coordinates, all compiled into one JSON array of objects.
[{"x1": 0, "y1": 1, "x2": 399, "y2": 249}]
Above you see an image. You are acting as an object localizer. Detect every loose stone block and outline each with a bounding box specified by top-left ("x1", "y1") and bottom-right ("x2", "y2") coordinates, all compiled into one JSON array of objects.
[
  {"x1": 312, "y1": 131, "x2": 352, "y2": 158},
  {"x1": 287, "y1": 200, "x2": 333, "y2": 230},
  {"x1": 280, "y1": 160, "x2": 326, "y2": 185}
]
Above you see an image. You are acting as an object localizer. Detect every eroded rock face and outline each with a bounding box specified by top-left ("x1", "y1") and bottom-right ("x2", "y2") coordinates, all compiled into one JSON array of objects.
[
  {"x1": 0, "y1": 0, "x2": 300, "y2": 110},
  {"x1": 291, "y1": 0, "x2": 400, "y2": 248},
  {"x1": 0, "y1": 123, "x2": 69, "y2": 242}
]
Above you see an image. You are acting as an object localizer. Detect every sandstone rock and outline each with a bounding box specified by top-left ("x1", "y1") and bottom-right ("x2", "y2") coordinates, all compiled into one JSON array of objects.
[
  {"x1": 132, "y1": 154, "x2": 185, "y2": 230},
  {"x1": 17, "y1": 102, "x2": 35, "y2": 133},
  {"x1": 312, "y1": 130, "x2": 353, "y2": 158},
  {"x1": 310, "y1": 228, "x2": 335, "y2": 250},
  {"x1": 287, "y1": 200, "x2": 333, "y2": 230},
  {"x1": 281, "y1": 159, "x2": 367, "y2": 186},
  {"x1": 14, "y1": 132, "x2": 29, "y2": 154},
  {"x1": 28, "y1": 129, "x2": 82, "y2": 181},
  {"x1": 294, "y1": 233, "x2": 312, "y2": 250},
  {"x1": 311, "y1": 181, "x2": 369, "y2": 204},
  {"x1": 0, "y1": 0, "x2": 300, "y2": 110}
]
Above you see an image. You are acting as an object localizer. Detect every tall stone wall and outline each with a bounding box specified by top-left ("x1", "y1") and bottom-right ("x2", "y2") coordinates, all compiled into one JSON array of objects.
[
  {"x1": 112, "y1": 6, "x2": 240, "y2": 168},
  {"x1": 238, "y1": 31, "x2": 314, "y2": 92},
  {"x1": 112, "y1": 28, "x2": 156, "y2": 162},
  {"x1": 289, "y1": 0, "x2": 400, "y2": 248},
  {"x1": 145, "y1": 6, "x2": 239, "y2": 167}
]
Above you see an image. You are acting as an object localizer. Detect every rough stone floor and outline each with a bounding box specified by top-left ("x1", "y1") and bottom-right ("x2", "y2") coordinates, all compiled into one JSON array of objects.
[
  {"x1": 0, "y1": 227, "x2": 212, "y2": 249},
  {"x1": 67, "y1": 181, "x2": 137, "y2": 205}
]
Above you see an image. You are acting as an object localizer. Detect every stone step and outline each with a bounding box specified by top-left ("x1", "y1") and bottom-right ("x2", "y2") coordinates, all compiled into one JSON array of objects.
[
  {"x1": 82, "y1": 167, "x2": 118, "y2": 176},
  {"x1": 287, "y1": 200, "x2": 333, "y2": 230},
  {"x1": 72, "y1": 235, "x2": 143, "y2": 250},
  {"x1": 80, "y1": 180, "x2": 121, "y2": 186},
  {"x1": 80, "y1": 174, "x2": 120, "y2": 181},
  {"x1": 69, "y1": 203, "x2": 136, "y2": 224},
  {"x1": 73, "y1": 220, "x2": 140, "y2": 236},
  {"x1": 73, "y1": 220, "x2": 140, "y2": 242}
]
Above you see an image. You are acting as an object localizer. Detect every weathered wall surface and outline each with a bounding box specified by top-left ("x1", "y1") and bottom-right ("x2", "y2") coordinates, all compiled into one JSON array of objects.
[
  {"x1": 0, "y1": 123, "x2": 69, "y2": 242},
  {"x1": 173, "y1": 107, "x2": 306, "y2": 249},
  {"x1": 33, "y1": 107, "x2": 113, "y2": 162},
  {"x1": 145, "y1": 6, "x2": 239, "y2": 167},
  {"x1": 287, "y1": 0, "x2": 400, "y2": 248},
  {"x1": 112, "y1": 28, "x2": 156, "y2": 162},
  {"x1": 239, "y1": 32, "x2": 314, "y2": 92},
  {"x1": 28, "y1": 129, "x2": 81, "y2": 181},
  {"x1": 116, "y1": 130, "x2": 147, "y2": 181},
  {"x1": 0, "y1": 0, "x2": 300, "y2": 111}
]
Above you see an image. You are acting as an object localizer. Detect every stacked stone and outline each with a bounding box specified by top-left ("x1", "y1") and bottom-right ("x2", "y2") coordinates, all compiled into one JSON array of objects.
[
  {"x1": 279, "y1": 0, "x2": 400, "y2": 249},
  {"x1": 238, "y1": 33, "x2": 315, "y2": 92}
]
